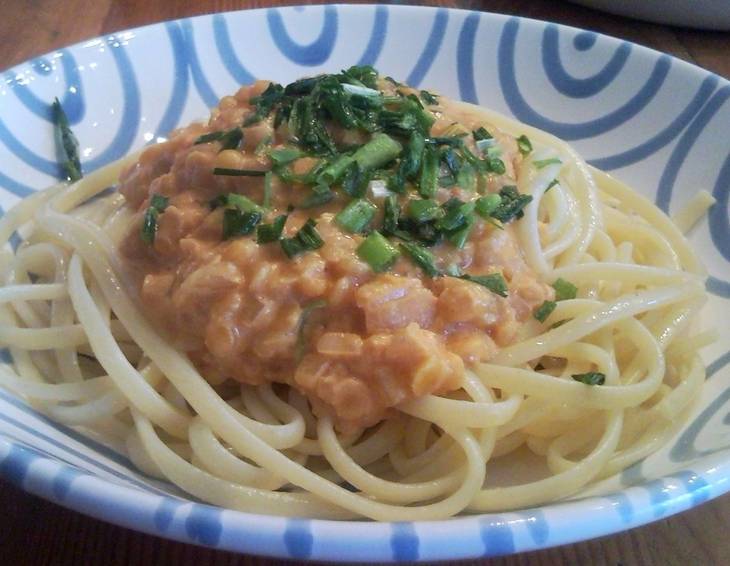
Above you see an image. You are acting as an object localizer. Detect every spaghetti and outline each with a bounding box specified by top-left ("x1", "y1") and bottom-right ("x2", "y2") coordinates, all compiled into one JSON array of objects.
[{"x1": 0, "y1": 72, "x2": 710, "y2": 520}]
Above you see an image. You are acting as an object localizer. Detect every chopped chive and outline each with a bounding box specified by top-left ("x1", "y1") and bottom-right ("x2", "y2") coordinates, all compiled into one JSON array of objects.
[
  {"x1": 256, "y1": 214, "x2": 287, "y2": 244},
  {"x1": 491, "y1": 186, "x2": 533, "y2": 224},
  {"x1": 517, "y1": 134, "x2": 532, "y2": 156},
  {"x1": 448, "y1": 216, "x2": 474, "y2": 249},
  {"x1": 552, "y1": 278, "x2": 578, "y2": 301},
  {"x1": 457, "y1": 273, "x2": 509, "y2": 297},
  {"x1": 436, "y1": 199, "x2": 473, "y2": 233},
  {"x1": 383, "y1": 195, "x2": 400, "y2": 235},
  {"x1": 300, "y1": 184, "x2": 334, "y2": 208},
  {"x1": 546, "y1": 179, "x2": 559, "y2": 193},
  {"x1": 472, "y1": 127, "x2": 492, "y2": 141},
  {"x1": 400, "y1": 242, "x2": 440, "y2": 277},
  {"x1": 150, "y1": 194, "x2": 169, "y2": 212},
  {"x1": 227, "y1": 193, "x2": 264, "y2": 214},
  {"x1": 280, "y1": 218, "x2": 324, "y2": 258},
  {"x1": 194, "y1": 130, "x2": 226, "y2": 145},
  {"x1": 194, "y1": 128, "x2": 242, "y2": 150},
  {"x1": 213, "y1": 167, "x2": 268, "y2": 177},
  {"x1": 352, "y1": 133, "x2": 402, "y2": 171},
  {"x1": 357, "y1": 231, "x2": 400, "y2": 272},
  {"x1": 407, "y1": 199, "x2": 441, "y2": 223},
  {"x1": 418, "y1": 145, "x2": 439, "y2": 198},
  {"x1": 341, "y1": 162, "x2": 370, "y2": 198},
  {"x1": 263, "y1": 171, "x2": 273, "y2": 208},
  {"x1": 51, "y1": 98, "x2": 82, "y2": 182},
  {"x1": 335, "y1": 199, "x2": 377, "y2": 233},
  {"x1": 533, "y1": 157, "x2": 562, "y2": 169},
  {"x1": 222, "y1": 209, "x2": 262, "y2": 240},
  {"x1": 140, "y1": 194, "x2": 170, "y2": 244},
  {"x1": 571, "y1": 372, "x2": 606, "y2": 386},
  {"x1": 475, "y1": 194, "x2": 502, "y2": 218},
  {"x1": 533, "y1": 300, "x2": 557, "y2": 323},
  {"x1": 420, "y1": 90, "x2": 439, "y2": 105},
  {"x1": 141, "y1": 208, "x2": 159, "y2": 244},
  {"x1": 295, "y1": 298, "x2": 328, "y2": 361},
  {"x1": 269, "y1": 146, "x2": 304, "y2": 166},
  {"x1": 400, "y1": 131, "x2": 426, "y2": 179}
]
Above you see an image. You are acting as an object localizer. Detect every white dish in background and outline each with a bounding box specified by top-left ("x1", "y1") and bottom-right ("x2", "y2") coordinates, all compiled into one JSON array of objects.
[
  {"x1": 1, "y1": 4, "x2": 729, "y2": 562},
  {"x1": 570, "y1": 0, "x2": 730, "y2": 30}
]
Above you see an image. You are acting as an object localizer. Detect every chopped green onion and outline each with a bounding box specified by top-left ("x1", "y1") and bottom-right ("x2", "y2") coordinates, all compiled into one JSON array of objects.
[
  {"x1": 400, "y1": 242, "x2": 440, "y2": 277},
  {"x1": 448, "y1": 216, "x2": 474, "y2": 249},
  {"x1": 383, "y1": 195, "x2": 400, "y2": 234},
  {"x1": 269, "y1": 146, "x2": 304, "y2": 166},
  {"x1": 51, "y1": 98, "x2": 82, "y2": 182},
  {"x1": 534, "y1": 300, "x2": 557, "y2": 323},
  {"x1": 472, "y1": 127, "x2": 492, "y2": 141},
  {"x1": 263, "y1": 171, "x2": 273, "y2": 208},
  {"x1": 552, "y1": 278, "x2": 578, "y2": 301},
  {"x1": 222, "y1": 209, "x2": 262, "y2": 240},
  {"x1": 296, "y1": 299, "x2": 328, "y2": 361},
  {"x1": 194, "y1": 128, "x2": 243, "y2": 150},
  {"x1": 341, "y1": 162, "x2": 370, "y2": 198},
  {"x1": 400, "y1": 131, "x2": 426, "y2": 179},
  {"x1": 357, "y1": 231, "x2": 400, "y2": 272},
  {"x1": 352, "y1": 133, "x2": 402, "y2": 171},
  {"x1": 491, "y1": 186, "x2": 533, "y2": 223},
  {"x1": 418, "y1": 145, "x2": 439, "y2": 198},
  {"x1": 256, "y1": 214, "x2": 287, "y2": 244},
  {"x1": 150, "y1": 194, "x2": 169, "y2": 212},
  {"x1": 457, "y1": 273, "x2": 508, "y2": 297},
  {"x1": 213, "y1": 167, "x2": 268, "y2": 177},
  {"x1": 407, "y1": 199, "x2": 441, "y2": 223},
  {"x1": 437, "y1": 199, "x2": 473, "y2": 233},
  {"x1": 335, "y1": 199, "x2": 377, "y2": 233},
  {"x1": 140, "y1": 194, "x2": 170, "y2": 244},
  {"x1": 420, "y1": 90, "x2": 439, "y2": 105},
  {"x1": 533, "y1": 157, "x2": 562, "y2": 169},
  {"x1": 571, "y1": 372, "x2": 606, "y2": 386},
  {"x1": 300, "y1": 184, "x2": 334, "y2": 208},
  {"x1": 280, "y1": 219, "x2": 324, "y2": 258},
  {"x1": 546, "y1": 179, "x2": 559, "y2": 193},
  {"x1": 475, "y1": 194, "x2": 502, "y2": 218},
  {"x1": 517, "y1": 134, "x2": 532, "y2": 156},
  {"x1": 227, "y1": 193, "x2": 264, "y2": 214}
]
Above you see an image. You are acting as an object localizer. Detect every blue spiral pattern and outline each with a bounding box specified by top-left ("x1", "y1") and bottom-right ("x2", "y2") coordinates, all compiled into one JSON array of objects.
[{"x1": 0, "y1": 5, "x2": 729, "y2": 561}]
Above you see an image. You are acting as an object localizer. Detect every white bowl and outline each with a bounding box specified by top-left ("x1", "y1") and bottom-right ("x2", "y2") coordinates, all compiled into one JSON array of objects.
[{"x1": 1, "y1": 4, "x2": 729, "y2": 562}]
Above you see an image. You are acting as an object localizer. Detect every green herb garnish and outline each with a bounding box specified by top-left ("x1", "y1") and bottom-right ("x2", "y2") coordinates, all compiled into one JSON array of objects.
[
  {"x1": 517, "y1": 134, "x2": 532, "y2": 156},
  {"x1": 357, "y1": 231, "x2": 400, "y2": 272},
  {"x1": 399, "y1": 241, "x2": 440, "y2": 277},
  {"x1": 280, "y1": 218, "x2": 324, "y2": 258},
  {"x1": 256, "y1": 214, "x2": 287, "y2": 244},
  {"x1": 458, "y1": 273, "x2": 508, "y2": 297},
  {"x1": 534, "y1": 300, "x2": 557, "y2": 323},
  {"x1": 571, "y1": 372, "x2": 606, "y2": 386},
  {"x1": 140, "y1": 194, "x2": 170, "y2": 244},
  {"x1": 491, "y1": 186, "x2": 533, "y2": 224},
  {"x1": 213, "y1": 167, "x2": 268, "y2": 177},
  {"x1": 51, "y1": 97, "x2": 82, "y2": 182},
  {"x1": 335, "y1": 199, "x2": 377, "y2": 233},
  {"x1": 553, "y1": 278, "x2": 578, "y2": 301},
  {"x1": 533, "y1": 157, "x2": 562, "y2": 169},
  {"x1": 194, "y1": 127, "x2": 243, "y2": 150},
  {"x1": 420, "y1": 90, "x2": 439, "y2": 105}
]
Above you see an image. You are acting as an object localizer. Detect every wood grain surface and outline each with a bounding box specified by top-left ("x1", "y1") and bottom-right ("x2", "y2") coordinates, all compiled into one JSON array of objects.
[{"x1": 1, "y1": 1, "x2": 729, "y2": 564}]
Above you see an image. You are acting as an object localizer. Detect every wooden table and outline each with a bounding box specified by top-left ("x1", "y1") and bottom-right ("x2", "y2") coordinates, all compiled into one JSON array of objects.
[{"x1": 1, "y1": 1, "x2": 729, "y2": 564}]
